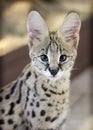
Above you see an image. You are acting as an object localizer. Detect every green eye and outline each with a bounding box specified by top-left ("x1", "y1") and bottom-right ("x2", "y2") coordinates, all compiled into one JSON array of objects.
[
  {"x1": 40, "y1": 55, "x2": 48, "y2": 62},
  {"x1": 60, "y1": 55, "x2": 67, "y2": 62}
]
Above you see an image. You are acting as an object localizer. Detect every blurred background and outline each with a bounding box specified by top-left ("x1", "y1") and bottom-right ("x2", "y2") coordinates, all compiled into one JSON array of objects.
[{"x1": 0, "y1": 0, "x2": 93, "y2": 130}]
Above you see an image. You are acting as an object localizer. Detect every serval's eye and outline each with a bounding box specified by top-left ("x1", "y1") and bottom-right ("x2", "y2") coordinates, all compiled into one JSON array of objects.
[
  {"x1": 40, "y1": 55, "x2": 48, "y2": 62},
  {"x1": 60, "y1": 55, "x2": 67, "y2": 62}
]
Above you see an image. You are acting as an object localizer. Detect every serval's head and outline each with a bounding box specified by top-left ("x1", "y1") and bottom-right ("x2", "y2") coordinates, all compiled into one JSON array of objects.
[{"x1": 27, "y1": 11, "x2": 81, "y2": 80}]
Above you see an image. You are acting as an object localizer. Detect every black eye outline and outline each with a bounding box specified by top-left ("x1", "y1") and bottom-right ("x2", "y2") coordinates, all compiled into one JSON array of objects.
[
  {"x1": 59, "y1": 55, "x2": 67, "y2": 62},
  {"x1": 40, "y1": 54, "x2": 48, "y2": 62}
]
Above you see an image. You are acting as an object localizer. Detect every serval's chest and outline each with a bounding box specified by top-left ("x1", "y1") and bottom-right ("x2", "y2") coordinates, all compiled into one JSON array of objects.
[{"x1": 23, "y1": 75, "x2": 69, "y2": 130}]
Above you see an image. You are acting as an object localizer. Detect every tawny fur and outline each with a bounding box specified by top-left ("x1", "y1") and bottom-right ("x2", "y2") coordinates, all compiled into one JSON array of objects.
[{"x1": 0, "y1": 11, "x2": 81, "y2": 130}]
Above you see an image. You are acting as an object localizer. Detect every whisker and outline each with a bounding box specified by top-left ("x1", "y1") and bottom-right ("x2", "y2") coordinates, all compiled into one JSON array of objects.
[{"x1": 71, "y1": 67, "x2": 79, "y2": 71}]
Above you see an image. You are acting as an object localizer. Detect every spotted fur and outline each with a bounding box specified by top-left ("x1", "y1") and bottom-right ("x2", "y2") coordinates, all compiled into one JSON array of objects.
[{"x1": 0, "y1": 11, "x2": 81, "y2": 130}]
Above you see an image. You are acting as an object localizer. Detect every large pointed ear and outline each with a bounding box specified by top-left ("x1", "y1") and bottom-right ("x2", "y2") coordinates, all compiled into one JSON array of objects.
[
  {"x1": 27, "y1": 11, "x2": 49, "y2": 47},
  {"x1": 58, "y1": 12, "x2": 81, "y2": 48}
]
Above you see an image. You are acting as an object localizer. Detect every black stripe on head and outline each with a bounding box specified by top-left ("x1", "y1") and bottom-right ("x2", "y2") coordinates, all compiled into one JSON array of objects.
[
  {"x1": 46, "y1": 43, "x2": 51, "y2": 55},
  {"x1": 49, "y1": 32, "x2": 59, "y2": 52}
]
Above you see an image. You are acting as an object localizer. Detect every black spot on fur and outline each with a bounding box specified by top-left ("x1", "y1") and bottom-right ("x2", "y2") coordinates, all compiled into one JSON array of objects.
[
  {"x1": 45, "y1": 93, "x2": 51, "y2": 97},
  {"x1": 21, "y1": 120, "x2": 25, "y2": 124},
  {"x1": 36, "y1": 101, "x2": 40, "y2": 107},
  {"x1": 49, "y1": 90, "x2": 57, "y2": 95},
  {"x1": 62, "y1": 91, "x2": 65, "y2": 94},
  {"x1": 49, "y1": 89, "x2": 63, "y2": 95},
  {"x1": 0, "y1": 97, "x2": 3, "y2": 102},
  {"x1": 32, "y1": 99, "x2": 35, "y2": 102},
  {"x1": 26, "y1": 127, "x2": 29, "y2": 130},
  {"x1": 24, "y1": 87, "x2": 30, "y2": 110},
  {"x1": 7, "y1": 102, "x2": 15, "y2": 115},
  {"x1": 45, "y1": 116, "x2": 51, "y2": 122},
  {"x1": 34, "y1": 72, "x2": 38, "y2": 78},
  {"x1": 8, "y1": 119, "x2": 14, "y2": 124},
  {"x1": 42, "y1": 84, "x2": 47, "y2": 91},
  {"x1": 13, "y1": 124, "x2": 18, "y2": 129},
  {"x1": 40, "y1": 110, "x2": 46, "y2": 116},
  {"x1": 19, "y1": 111, "x2": 24, "y2": 117},
  {"x1": 0, "y1": 119, "x2": 4, "y2": 125},
  {"x1": 0, "y1": 89, "x2": 3, "y2": 93},
  {"x1": 34, "y1": 81, "x2": 39, "y2": 96},
  {"x1": 10, "y1": 82, "x2": 18, "y2": 95},
  {"x1": 27, "y1": 111, "x2": 30, "y2": 116},
  {"x1": 30, "y1": 102, "x2": 33, "y2": 106},
  {"x1": 5, "y1": 95, "x2": 10, "y2": 99},
  {"x1": 26, "y1": 71, "x2": 31, "y2": 80},
  {"x1": 1, "y1": 109, "x2": 5, "y2": 114},
  {"x1": 40, "y1": 98, "x2": 47, "y2": 101},
  {"x1": 51, "y1": 117, "x2": 58, "y2": 122},
  {"x1": 47, "y1": 103, "x2": 53, "y2": 107},
  {"x1": 32, "y1": 110, "x2": 36, "y2": 118},
  {"x1": 33, "y1": 94, "x2": 36, "y2": 97}
]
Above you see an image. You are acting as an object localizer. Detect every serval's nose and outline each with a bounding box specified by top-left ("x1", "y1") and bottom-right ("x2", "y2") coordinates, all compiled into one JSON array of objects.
[{"x1": 49, "y1": 68, "x2": 59, "y2": 76}]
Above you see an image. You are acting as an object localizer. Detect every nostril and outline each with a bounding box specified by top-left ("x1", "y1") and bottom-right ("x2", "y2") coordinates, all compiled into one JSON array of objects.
[{"x1": 49, "y1": 68, "x2": 59, "y2": 76}]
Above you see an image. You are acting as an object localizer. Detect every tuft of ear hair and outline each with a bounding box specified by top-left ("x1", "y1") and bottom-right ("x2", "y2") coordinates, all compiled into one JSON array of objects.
[
  {"x1": 27, "y1": 11, "x2": 49, "y2": 47},
  {"x1": 58, "y1": 12, "x2": 81, "y2": 48}
]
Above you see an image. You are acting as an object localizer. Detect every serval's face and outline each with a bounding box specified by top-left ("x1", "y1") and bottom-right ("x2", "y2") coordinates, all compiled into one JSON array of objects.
[{"x1": 27, "y1": 11, "x2": 81, "y2": 80}]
